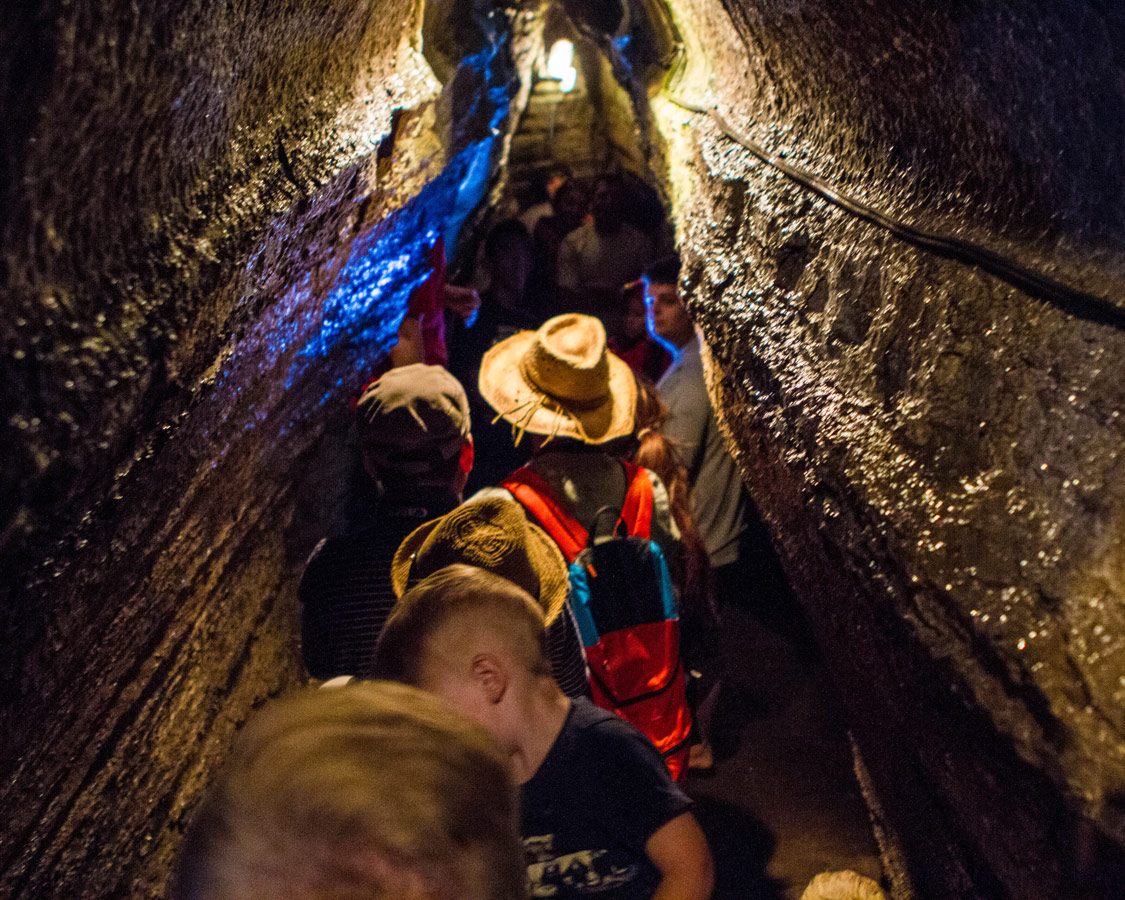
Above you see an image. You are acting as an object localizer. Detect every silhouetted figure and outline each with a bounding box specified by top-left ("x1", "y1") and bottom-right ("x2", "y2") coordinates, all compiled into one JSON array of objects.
[
  {"x1": 558, "y1": 173, "x2": 655, "y2": 333},
  {"x1": 298, "y1": 364, "x2": 472, "y2": 679},
  {"x1": 450, "y1": 220, "x2": 540, "y2": 370},
  {"x1": 519, "y1": 161, "x2": 573, "y2": 234},
  {"x1": 531, "y1": 178, "x2": 588, "y2": 310},
  {"x1": 448, "y1": 218, "x2": 540, "y2": 492},
  {"x1": 620, "y1": 169, "x2": 676, "y2": 259}
]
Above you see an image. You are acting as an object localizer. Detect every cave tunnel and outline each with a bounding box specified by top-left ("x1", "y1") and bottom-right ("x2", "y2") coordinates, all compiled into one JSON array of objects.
[{"x1": 2, "y1": 1, "x2": 1124, "y2": 897}]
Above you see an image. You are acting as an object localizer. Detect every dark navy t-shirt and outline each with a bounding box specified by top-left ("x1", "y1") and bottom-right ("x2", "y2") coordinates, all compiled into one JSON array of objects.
[{"x1": 521, "y1": 698, "x2": 693, "y2": 899}]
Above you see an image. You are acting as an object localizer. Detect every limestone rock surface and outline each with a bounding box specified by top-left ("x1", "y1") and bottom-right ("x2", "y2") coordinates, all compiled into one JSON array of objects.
[
  {"x1": 0, "y1": 1, "x2": 532, "y2": 895},
  {"x1": 648, "y1": 1, "x2": 1125, "y2": 896},
  {"x1": 3, "y1": 1, "x2": 1125, "y2": 898}
]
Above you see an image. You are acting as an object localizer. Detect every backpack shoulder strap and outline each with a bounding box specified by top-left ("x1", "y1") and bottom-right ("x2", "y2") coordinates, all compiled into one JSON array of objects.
[
  {"x1": 619, "y1": 462, "x2": 654, "y2": 539},
  {"x1": 501, "y1": 467, "x2": 588, "y2": 562}
]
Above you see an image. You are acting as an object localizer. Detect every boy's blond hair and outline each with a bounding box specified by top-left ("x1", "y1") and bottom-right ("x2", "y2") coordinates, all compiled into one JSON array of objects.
[
  {"x1": 171, "y1": 681, "x2": 523, "y2": 900},
  {"x1": 801, "y1": 870, "x2": 887, "y2": 900},
  {"x1": 374, "y1": 563, "x2": 551, "y2": 686}
]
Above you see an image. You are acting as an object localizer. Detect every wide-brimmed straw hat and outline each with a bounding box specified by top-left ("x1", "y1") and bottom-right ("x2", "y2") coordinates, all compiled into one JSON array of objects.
[
  {"x1": 478, "y1": 313, "x2": 637, "y2": 445},
  {"x1": 390, "y1": 497, "x2": 568, "y2": 624}
]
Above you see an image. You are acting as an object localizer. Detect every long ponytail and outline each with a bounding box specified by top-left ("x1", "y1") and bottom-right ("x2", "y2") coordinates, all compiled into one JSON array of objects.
[{"x1": 631, "y1": 378, "x2": 714, "y2": 618}]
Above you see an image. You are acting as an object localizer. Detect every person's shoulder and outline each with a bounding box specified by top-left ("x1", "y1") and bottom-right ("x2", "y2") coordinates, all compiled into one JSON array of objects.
[
  {"x1": 298, "y1": 525, "x2": 394, "y2": 600},
  {"x1": 561, "y1": 221, "x2": 591, "y2": 246},
  {"x1": 679, "y1": 333, "x2": 704, "y2": 364},
  {"x1": 564, "y1": 702, "x2": 686, "y2": 816},
  {"x1": 671, "y1": 343, "x2": 706, "y2": 385},
  {"x1": 520, "y1": 201, "x2": 551, "y2": 231},
  {"x1": 302, "y1": 529, "x2": 371, "y2": 570},
  {"x1": 568, "y1": 696, "x2": 621, "y2": 730},
  {"x1": 658, "y1": 351, "x2": 699, "y2": 393},
  {"x1": 568, "y1": 698, "x2": 657, "y2": 755}
]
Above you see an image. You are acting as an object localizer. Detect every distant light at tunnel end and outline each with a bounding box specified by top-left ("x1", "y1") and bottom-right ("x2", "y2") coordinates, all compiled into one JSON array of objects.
[{"x1": 546, "y1": 40, "x2": 577, "y2": 93}]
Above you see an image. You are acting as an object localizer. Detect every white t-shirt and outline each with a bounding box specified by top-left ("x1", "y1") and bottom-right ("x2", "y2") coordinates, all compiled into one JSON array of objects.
[
  {"x1": 658, "y1": 335, "x2": 746, "y2": 566},
  {"x1": 557, "y1": 222, "x2": 654, "y2": 295},
  {"x1": 519, "y1": 201, "x2": 553, "y2": 234}
]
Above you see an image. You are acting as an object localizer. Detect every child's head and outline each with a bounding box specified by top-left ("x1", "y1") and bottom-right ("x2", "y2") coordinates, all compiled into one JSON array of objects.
[
  {"x1": 374, "y1": 564, "x2": 552, "y2": 745},
  {"x1": 171, "y1": 681, "x2": 524, "y2": 900},
  {"x1": 800, "y1": 870, "x2": 886, "y2": 900}
]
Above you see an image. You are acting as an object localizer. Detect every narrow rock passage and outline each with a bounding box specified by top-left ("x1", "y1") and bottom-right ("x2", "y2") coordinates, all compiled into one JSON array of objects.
[
  {"x1": 4, "y1": 2, "x2": 1124, "y2": 896},
  {"x1": 486, "y1": 21, "x2": 885, "y2": 892}
]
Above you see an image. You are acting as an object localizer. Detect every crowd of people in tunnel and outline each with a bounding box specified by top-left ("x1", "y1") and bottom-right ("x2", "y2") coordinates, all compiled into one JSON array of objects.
[{"x1": 170, "y1": 164, "x2": 887, "y2": 900}]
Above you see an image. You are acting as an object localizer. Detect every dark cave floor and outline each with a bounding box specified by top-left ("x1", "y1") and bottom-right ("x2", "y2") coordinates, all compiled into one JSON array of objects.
[{"x1": 685, "y1": 521, "x2": 884, "y2": 899}]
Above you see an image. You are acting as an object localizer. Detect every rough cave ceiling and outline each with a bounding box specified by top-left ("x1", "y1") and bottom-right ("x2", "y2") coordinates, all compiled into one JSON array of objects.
[{"x1": 1, "y1": 1, "x2": 1123, "y2": 897}]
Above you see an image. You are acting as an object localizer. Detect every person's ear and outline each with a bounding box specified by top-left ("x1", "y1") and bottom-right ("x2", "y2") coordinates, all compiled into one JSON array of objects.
[
  {"x1": 470, "y1": 653, "x2": 507, "y2": 704},
  {"x1": 453, "y1": 437, "x2": 473, "y2": 493},
  {"x1": 458, "y1": 437, "x2": 474, "y2": 475}
]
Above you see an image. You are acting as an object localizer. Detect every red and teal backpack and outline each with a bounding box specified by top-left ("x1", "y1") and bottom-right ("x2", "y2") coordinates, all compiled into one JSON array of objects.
[{"x1": 502, "y1": 462, "x2": 693, "y2": 780}]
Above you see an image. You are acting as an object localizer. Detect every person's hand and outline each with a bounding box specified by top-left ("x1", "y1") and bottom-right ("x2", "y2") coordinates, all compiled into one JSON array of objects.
[
  {"x1": 389, "y1": 315, "x2": 424, "y2": 367},
  {"x1": 443, "y1": 285, "x2": 481, "y2": 321}
]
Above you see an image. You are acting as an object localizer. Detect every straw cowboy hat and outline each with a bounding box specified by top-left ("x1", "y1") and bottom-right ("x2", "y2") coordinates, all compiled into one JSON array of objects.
[
  {"x1": 390, "y1": 497, "x2": 568, "y2": 624},
  {"x1": 478, "y1": 313, "x2": 637, "y2": 445}
]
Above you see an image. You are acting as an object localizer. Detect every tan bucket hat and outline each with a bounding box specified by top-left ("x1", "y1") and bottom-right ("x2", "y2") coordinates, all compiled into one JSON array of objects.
[
  {"x1": 390, "y1": 497, "x2": 568, "y2": 624},
  {"x1": 478, "y1": 313, "x2": 637, "y2": 445},
  {"x1": 355, "y1": 364, "x2": 470, "y2": 476}
]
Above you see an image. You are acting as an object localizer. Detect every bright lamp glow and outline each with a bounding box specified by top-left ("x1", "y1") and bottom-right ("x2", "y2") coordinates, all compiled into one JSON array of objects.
[{"x1": 545, "y1": 40, "x2": 577, "y2": 93}]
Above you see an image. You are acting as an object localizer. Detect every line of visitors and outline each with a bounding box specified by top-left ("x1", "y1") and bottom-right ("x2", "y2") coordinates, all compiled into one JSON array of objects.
[
  {"x1": 171, "y1": 167, "x2": 885, "y2": 900},
  {"x1": 296, "y1": 270, "x2": 737, "y2": 898},
  {"x1": 451, "y1": 167, "x2": 673, "y2": 490}
]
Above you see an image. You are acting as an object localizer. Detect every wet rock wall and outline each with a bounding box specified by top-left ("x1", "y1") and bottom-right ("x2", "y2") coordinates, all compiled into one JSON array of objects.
[
  {"x1": 649, "y1": 1, "x2": 1125, "y2": 897},
  {"x1": 0, "y1": 1, "x2": 532, "y2": 895},
  {"x1": 3, "y1": 0, "x2": 1124, "y2": 896}
]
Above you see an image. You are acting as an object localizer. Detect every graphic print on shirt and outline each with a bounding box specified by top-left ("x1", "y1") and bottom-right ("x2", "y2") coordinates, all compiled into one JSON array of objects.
[{"x1": 524, "y1": 834, "x2": 640, "y2": 896}]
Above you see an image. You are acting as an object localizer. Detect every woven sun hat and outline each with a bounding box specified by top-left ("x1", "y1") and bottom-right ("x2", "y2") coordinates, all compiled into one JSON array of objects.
[
  {"x1": 390, "y1": 497, "x2": 568, "y2": 624},
  {"x1": 478, "y1": 313, "x2": 637, "y2": 445}
]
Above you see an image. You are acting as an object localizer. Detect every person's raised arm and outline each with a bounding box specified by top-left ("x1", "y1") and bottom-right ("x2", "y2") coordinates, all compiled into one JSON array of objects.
[{"x1": 646, "y1": 811, "x2": 714, "y2": 900}]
